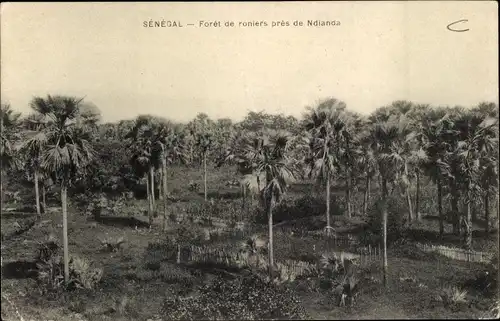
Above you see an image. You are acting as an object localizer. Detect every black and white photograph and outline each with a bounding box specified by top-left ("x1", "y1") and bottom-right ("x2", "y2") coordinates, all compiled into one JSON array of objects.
[{"x1": 1, "y1": 1, "x2": 498, "y2": 320}]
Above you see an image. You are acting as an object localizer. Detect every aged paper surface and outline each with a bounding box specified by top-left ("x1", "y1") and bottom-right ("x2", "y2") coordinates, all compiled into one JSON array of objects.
[
  {"x1": 1, "y1": 1, "x2": 498, "y2": 320},
  {"x1": 1, "y1": 1, "x2": 497, "y2": 119}
]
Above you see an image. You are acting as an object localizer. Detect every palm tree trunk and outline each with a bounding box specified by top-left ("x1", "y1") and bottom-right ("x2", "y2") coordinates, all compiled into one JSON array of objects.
[
  {"x1": 326, "y1": 172, "x2": 331, "y2": 236},
  {"x1": 268, "y1": 196, "x2": 274, "y2": 279},
  {"x1": 241, "y1": 181, "x2": 246, "y2": 210},
  {"x1": 150, "y1": 167, "x2": 155, "y2": 208},
  {"x1": 162, "y1": 158, "x2": 168, "y2": 231},
  {"x1": 0, "y1": 115, "x2": 3, "y2": 211},
  {"x1": 149, "y1": 167, "x2": 155, "y2": 226},
  {"x1": 415, "y1": 170, "x2": 421, "y2": 220},
  {"x1": 34, "y1": 171, "x2": 41, "y2": 216},
  {"x1": 471, "y1": 203, "x2": 478, "y2": 222},
  {"x1": 381, "y1": 176, "x2": 388, "y2": 287},
  {"x1": 451, "y1": 185, "x2": 460, "y2": 235},
  {"x1": 405, "y1": 162, "x2": 414, "y2": 222},
  {"x1": 367, "y1": 174, "x2": 371, "y2": 202},
  {"x1": 496, "y1": 189, "x2": 499, "y2": 224},
  {"x1": 465, "y1": 201, "x2": 472, "y2": 250},
  {"x1": 438, "y1": 177, "x2": 444, "y2": 237},
  {"x1": 0, "y1": 169, "x2": 4, "y2": 212},
  {"x1": 158, "y1": 167, "x2": 163, "y2": 201},
  {"x1": 42, "y1": 183, "x2": 47, "y2": 213},
  {"x1": 203, "y1": 153, "x2": 207, "y2": 201},
  {"x1": 61, "y1": 183, "x2": 70, "y2": 283},
  {"x1": 363, "y1": 174, "x2": 369, "y2": 216},
  {"x1": 484, "y1": 191, "x2": 490, "y2": 234},
  {"x1": 346, "y1": 175, "x2": 351, "y2": 218},
  {"x1": 146, "y1": 174, "x2": 152, "y2": 224}
]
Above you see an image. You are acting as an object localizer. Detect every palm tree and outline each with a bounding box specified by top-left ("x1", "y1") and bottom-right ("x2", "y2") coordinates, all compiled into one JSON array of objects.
[
  {"x1": 471, "y1": 103, "x2": 499, "y2": 233},
  {"x1": 194, "y1": 131, "x2": 214, "y2": 201},
  {"x1": 31, "y1": 95, "x2": 97, "y2": 283},
  {"x1": 369, "y1": 116, "x2": 411, "y2": 287},
  {"x1": 303, "y1": 98, "x2": 349, "y2": 235},
  {"x1": 0, "y1": 103, "x2": 22, "y2": 211},
  {"x1": 20, "y1": 112, "x2": 48, "y2": 216},
  {"x1": 357, "y1": 126, "x2": 378, "y2": 216},
  {"x1": 421, "y1": 109, "x2": 455, "y2": 237},
  {"x1": 217, "y1": 130, "x2": 268, "y2": 211},
  {"x1": 254, "y1": 130, "x2": 296, "y2": 278},
  {"x1": 407, "y1": 104, "x2": 430, "y2": 221},
  {"x1": 340, "y1": 111, "x2": 364, "y2": 218},
  {"x1": 153, "y1": 121, "x2": 186, "y2": 230},
  {"x1": 454, "y1": 113, "x2": 498, "y2": 248},
  {"x1": 126, "y1": 115, "x2": 159, "y2": 226}
]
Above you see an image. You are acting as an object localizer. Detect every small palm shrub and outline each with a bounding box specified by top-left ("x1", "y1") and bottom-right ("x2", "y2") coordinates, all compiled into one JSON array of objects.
[
  {"x1": 34, "y1": 235, "x2": 103, "y2": 294},
  {"x1": 439, "y1": 285, "x2": 468, "y2": 307},
  {"x1": 161, "y1": 275, "x2": 308, "y2": 320},
  {"x1": 187, "y1": 181, "x2": 199, "y2": 192},
  {"x1": 240, "y1": 235, "x2": 267, "y2": 254},
  {"x1": 36, "y1": 234, "x2": 60, "y2": 262},
  {"x1": 331, "y1": 274, "x2": 361, "y2": 307},
  {"x1": 36, "y1": 254, "x2": 103, "y2": 293},
  {"x1": 70, "y1": 256, "x2": 104, "y2": 289},
  {"x1": 99, "y1": 236, "x2": 125, "y2": 252}
]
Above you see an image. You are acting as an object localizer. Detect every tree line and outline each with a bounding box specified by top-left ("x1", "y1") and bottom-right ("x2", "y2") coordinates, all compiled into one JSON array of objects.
[{"x1": 1, "y1": 95, "x2": 498, "y2": 285}]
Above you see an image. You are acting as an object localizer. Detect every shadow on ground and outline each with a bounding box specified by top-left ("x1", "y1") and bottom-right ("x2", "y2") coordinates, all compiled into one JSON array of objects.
[
  {"x1": 198, "y1": 191, "x2": 242, "y2": 201},
  {"x1": 1, "y1": 261, "x2": 39, "y2": 279},
  {"x1": 94, "y1": 216, "x2": 151, "y2": 228},
  {"x1": 1, "y1": 212, "x2": 38, "y2": 219},
  {"x1": 405, "y1": 228, "x2": 497, "y2": 245}
]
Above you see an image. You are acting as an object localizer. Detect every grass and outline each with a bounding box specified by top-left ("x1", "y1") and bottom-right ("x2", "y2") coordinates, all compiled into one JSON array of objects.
[{"x1": 1, "y1": 165, "x2": 499, "y2": 320}]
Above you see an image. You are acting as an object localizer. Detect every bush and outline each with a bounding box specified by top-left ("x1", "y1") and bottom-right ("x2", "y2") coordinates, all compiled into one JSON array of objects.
[
  {"x1": 439, "y1": 285, "x2": 468, "y2": 308},
  {"x1": 36, "y1": 235, "x2": 60, "y2": 262},
  {"x1": 99, "y1": 236, "x2": 126, "y2": 252},
  {"x1": 161, "y1": 274, "x2": 307, "y2": 320},
  {"x1": 185, "y1": 199, "x2": 242, "y2": 222},
  {"x1": 464, "y1": 259, "x2": 498, "y2": 297},
  {"x1": 144, "y1": 239, "x2": 178, "y2": 264},
  {"x1": 256, "y1": 194, "x2": 344, "y2": 225},
  {"x1": 36, "y1": 255, "x2": 103, "y2": 293},
  {"x1": 365, "y1": 196, "x2": 408, "y2": 244},
  {"x1": 35, "y1": 235, "x2": 103, "y2": 293}
]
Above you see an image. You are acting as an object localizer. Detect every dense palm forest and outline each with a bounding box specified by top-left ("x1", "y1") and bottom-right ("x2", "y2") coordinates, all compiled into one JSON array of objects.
[{"x1": 1, "y1": 96, "x2": 499, "y2": 320}]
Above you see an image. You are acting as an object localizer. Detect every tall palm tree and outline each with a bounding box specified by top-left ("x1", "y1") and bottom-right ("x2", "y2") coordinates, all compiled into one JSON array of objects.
[
  {"x1": 194, "y1": 131, "x2": 214, "y2": 201},
  {"x1": 0, "y1": 103, "x2": 22, "y2": 211},
  {"x1": 31, "y1": 95, "x2": 96, "y2": 283},
  {"x1": 357, "y1": 125, "x2": 378, "y2": 216},
  {"x1": 421, "y1": 109, "x2": 455, "y2": 237},
  {"x1": 217, "y1": 130, "x2": 267, "y2": 210},
  {"x1": 340, "y1": 111, "x2": 364, "y2": 218},
  {"x1": 153, "y1": 121, "x2": 186, "y2": 230},
  {"x1": 369, "y1": 116, "x2": 411, "y2": 287},
  {"x1": 254, "y1": 130, "x2": 296, "y2": 278},
  {"x1": 126, "y1": 115, "x2": 159, "y2": 226},
  {"x1": 454, "y1": 113, "x2": 498, "y2": 249},
  {"x1": 20, "y1": 112, "x2": 48, "y2": 216},
  {"x1": 407, "y1": 104, "x2": 430, "y2": 221},
  {"x1": 441, "y1": 106, "x2": 470, "y2": 235},
  {"x1": 303, "y1": 98, "x2": 349, "y2": 235},
  {"x1": 471, "y1": 103, "x2": 499, "y2": 233}
]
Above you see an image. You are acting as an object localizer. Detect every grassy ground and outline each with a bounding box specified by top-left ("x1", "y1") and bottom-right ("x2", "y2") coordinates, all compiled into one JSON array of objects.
[{"x1": 1, "y1": 165, "x2": 499, "y2": 320}]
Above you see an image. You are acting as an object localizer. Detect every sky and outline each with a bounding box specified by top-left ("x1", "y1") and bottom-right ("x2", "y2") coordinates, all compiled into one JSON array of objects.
[{"x1": 1, "y1": 1, "x2": 498, "y2": 123}]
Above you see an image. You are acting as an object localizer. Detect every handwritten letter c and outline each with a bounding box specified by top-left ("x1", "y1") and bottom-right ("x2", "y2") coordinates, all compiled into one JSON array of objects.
[{"x1": 447, "y1": 19, "x2": 469, "y2": 32}]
